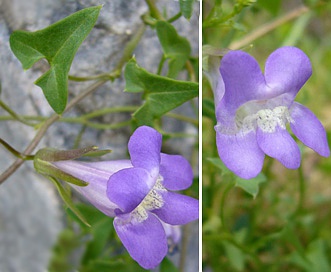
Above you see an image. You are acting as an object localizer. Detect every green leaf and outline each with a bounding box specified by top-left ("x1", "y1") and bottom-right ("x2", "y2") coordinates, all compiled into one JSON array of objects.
[
  {"x1": 235, "y1": 173, "x2": 266, "y2": 198},
  {"x1": 179, "y1": 0, "x2": 195, "y2": 20},
  {"x1": 49, "y1": 177, "x2": 90, "y2": 227},
  {"x1": 9, "y1": 6, "x2": 102, "y2": 114},
  {"x1": 156, "y1": 21, "x2": 191, "y2": 78},
  {"x1": 124, "y1": 59, "x2": 198, "y2": 126}
]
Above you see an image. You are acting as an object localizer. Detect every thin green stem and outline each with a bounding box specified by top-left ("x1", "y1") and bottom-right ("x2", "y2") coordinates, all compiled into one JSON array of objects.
[
  {"x1": 0, "y1": 106, "x2": 138, "y2": 123},
  {"x1": 168, "y1": 12, "x2": 182, "y2": 23},
  {"x1": 185, "y1": 60, "x2": 197, "y2": 83},
  {"x1": 165, "y1": 112, "x2": 198, "y2": 127},
  {"x1": 68, "y1": 72, "x2": 117, "y2": 82},
  {"x1": 83, "y1": 120, "x2": 132, "y2": 130},
  {"x1": 73, "y1": 125, "x2": 87, "y2": 149},
  {"x1": 0, "y1": 100, "x2": 36, "y2": 126},
  {"x1": 115, "y1": 23, "x2": 147, "y2": 71},
  {"x1": 156, "y1": 55, "x2": 166, "y2": 75},
  {"x1": 79, "y1": 106, "x2": 138, "y2": 119},
  {"x1": 0, "y1": 138, "x2": 34, "y2": 160},
  {"x1": 145, "y1": 0, "x2": 164, "y2": 20},
  {"x1": 0, "y1": 115, "x2": 44, "y2": 122}
]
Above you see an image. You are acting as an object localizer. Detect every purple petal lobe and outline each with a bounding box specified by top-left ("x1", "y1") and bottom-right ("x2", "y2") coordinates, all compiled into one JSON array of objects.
[
  {"x1": 219, "y1": 50, "x2": 265, "y2": 116},
  {"x1": 114, "y1": 212, "x2": 167, "y2": 269},
  {"x1": 128, "y1": 126, "x2": 162, "y2": 177},
  {"x1": 215, "y1": 130, "x2": 265, "y2": 179},
  {"x1": 160, "y1": 153, "x2": 193, "y2": 190},
  {"x1": 290, "y1": 102, "x2": 330, "y2": 157},
  {"x1": 153, "y1": 192, "x2": 198, "y2": 225},
  {"x1": 265, "y1": 46, "x2": 312, "y2": 98},
  {"x1": 256, "y1": 126, "x2": 301, "y2": 169},
  {"x1": 107, "y1": 167, "x2": 154, "y2": 213}
]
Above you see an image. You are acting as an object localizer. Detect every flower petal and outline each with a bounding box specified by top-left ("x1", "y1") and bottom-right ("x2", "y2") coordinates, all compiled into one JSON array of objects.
[
  {"x1": 215, "y1": 129, "x2": 265, "y2": 179},
  {"x1": 152, "y1": 192, "x2": 198, "y2": 225},
  {"x1": 265, "y1": 46, "x2": 312, "y2": 99},
  {"x1": 159, "y1": 153, "x2": 193, "y2": 191},
  {"x1": 114, "y1": 212, "x2": 167, "y2": 269},
  {"x1": 256, "y1": 126, "x2": 301, "y2": 169},
  {"x1": 78, "y1": 160, "x2": 132, "y2": 172},
  {"x1": 290, "y1": 102, "x2": 330, "y2": 157},
  {"x1": 53, "y1": 160, "x2": 122, "y2": 217},
  {"x1": 214, "y1": 73, "x2": 225, "y2": 107},
  {"x1": 217, "y1": 50, "x2": 266, "y2": 123},
  {"x1": 107, "y1": 167, "x2": 154, "y2": 213},
  {"x1": 128, "y1": 126, "x2": 162, "y2": 177}
]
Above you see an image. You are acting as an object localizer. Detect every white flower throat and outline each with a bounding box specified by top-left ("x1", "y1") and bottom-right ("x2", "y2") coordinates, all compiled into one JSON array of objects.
[
  {"x1": 132, "y1": 175, "x2": 166, "y2": 222},
  {"x1": 230, "y1": 100, "x2": 292, "y2": 134}
]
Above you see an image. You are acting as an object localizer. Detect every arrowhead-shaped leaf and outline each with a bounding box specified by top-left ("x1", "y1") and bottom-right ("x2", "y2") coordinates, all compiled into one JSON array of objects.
[
  {"x1": 235, "y1": 174, "x2": 266, "y2": 199},
  {"x1": 124, "y1": 59, "x2": 198, "y2": 126},
  {"x1": 9, "y1": 6, "x2": 102, "y2": 114},
  {"x1": 156, "y1": 21, "x2": 191, "y2": 78}
]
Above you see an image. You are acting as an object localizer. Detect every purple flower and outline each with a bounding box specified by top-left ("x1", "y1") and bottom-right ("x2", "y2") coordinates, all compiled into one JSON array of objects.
[
  {"x1": 53, "y1": 126, "x2": 198, "y2": 269},
  {"x1": 214, "y1": 47, "x2": 330, "y2": 179}
]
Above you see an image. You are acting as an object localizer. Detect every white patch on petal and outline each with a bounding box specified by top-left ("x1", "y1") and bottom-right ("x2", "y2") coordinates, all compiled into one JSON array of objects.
[
  {"x1": 256, "y1": 106, "x2": 292, "y2": 133},
  {"x1": 233, "y1": 104, "x2": 292, "y2": 134},
  {"x1": 131, "y1": 175, "x2": 166, "y2": 222}
]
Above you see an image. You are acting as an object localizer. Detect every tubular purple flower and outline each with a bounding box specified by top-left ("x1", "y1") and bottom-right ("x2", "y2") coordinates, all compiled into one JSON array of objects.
[
  {"x1": 52, "y1": 125, "x2": 198, "y2": 269},
  {"x1": 214, "y1": 46, "x2": 330, "y2": 179}
]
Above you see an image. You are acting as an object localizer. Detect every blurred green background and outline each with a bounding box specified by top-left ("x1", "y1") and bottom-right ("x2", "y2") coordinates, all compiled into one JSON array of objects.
[{"x1": 202, "y1": 0, "x2": 331, "y2": 271}]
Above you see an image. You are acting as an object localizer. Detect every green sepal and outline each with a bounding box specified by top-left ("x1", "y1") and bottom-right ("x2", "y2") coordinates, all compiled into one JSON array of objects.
[
  {"x1": 34, "y1": 146, "x2": 104, "y2": 187},
  {"x1": 83, "y1": 149, "x2": 112, "y2": 158},
  {"x1": 49, "y1": 177, "x2": 90, "y2": 227},
  {"x1": 35, "y1": 146, "x2": 99, "y2": 162},
  {"x1": 34, "y1": 158, "x2": 88, "y2": 187}
]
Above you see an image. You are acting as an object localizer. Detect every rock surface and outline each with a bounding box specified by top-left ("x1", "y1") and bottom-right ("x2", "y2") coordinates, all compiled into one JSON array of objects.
[{"x1": 0, "y1": 0, "x2": 199, "y2": 271}]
